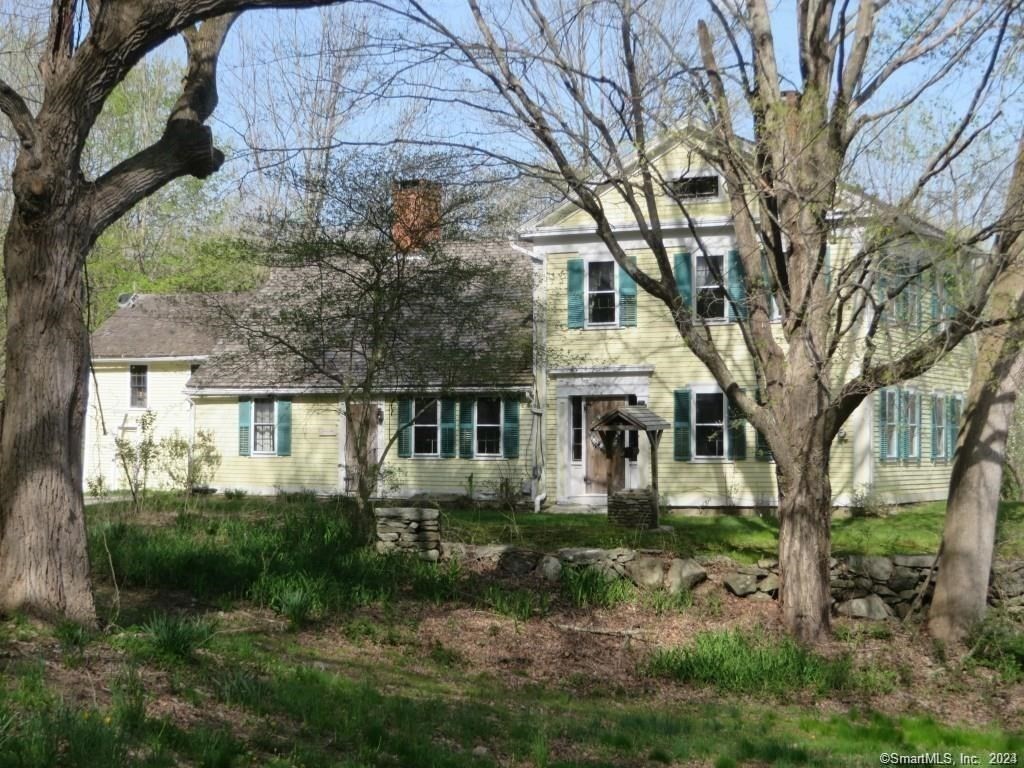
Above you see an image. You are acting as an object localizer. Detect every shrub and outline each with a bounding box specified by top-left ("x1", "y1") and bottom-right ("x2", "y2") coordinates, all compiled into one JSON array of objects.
[
  {"x1": 561, "y1": 566, "x2": 635, "y2": 609},
  {"x1": 223, "y1": 488, "x2": 247, "y2": 500},
  {"x1": 142, "y1": 613, "x2": 217, "y2": 661},
  {"x1": 967, "y1": 611, "x2": 1024, "y2": 683},
  {"x1": 159, "y1": 428, "x2": 222, "y2": 498},
  {"x1": 646, "y1": 627, "x2": 892, "y2": 696}
]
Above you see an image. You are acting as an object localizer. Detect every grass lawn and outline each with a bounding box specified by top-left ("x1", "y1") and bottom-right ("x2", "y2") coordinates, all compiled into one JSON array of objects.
[
  {"x1": 0, "y1": 495, "x2": 1017, "y2": 767},
  {"x1": 444, "y1": 501, "x2": 1024, "y2": 562}
]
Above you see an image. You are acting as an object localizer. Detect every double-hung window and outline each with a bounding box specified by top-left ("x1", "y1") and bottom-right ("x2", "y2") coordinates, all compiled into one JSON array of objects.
[
  {"x1": 587, "y1": 261, "x2": 617, "y2": 325},
  {"x1": 694, "y1": 392, "x2": 726, "y2": 458},
  {"x1": 475, "y1": 398, "x2": 502, "y2": 456},
  {"x1": 902, "y1": 391, "x2": 920, "y2": 460},
  {"x1": 413, "y1": 398, "x2": 440, "y2": 456},
  {"x1": 253, "y1": 399, "x2": 276, "y2": 454},
  {"x1": 882, "y1": 389, "x2": 899, "y2": 461},
  {"x1": 933, "y1": 394, "x2": 947, "y2": 460},
  {"x1": 695, "y1": 254, "x2": 727, "y2": 320},
  {"x1": 129, "y1": 365, "x2": 148, "y2": 408}
]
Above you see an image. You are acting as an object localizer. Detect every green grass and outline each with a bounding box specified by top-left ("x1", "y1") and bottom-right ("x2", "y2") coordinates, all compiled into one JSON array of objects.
[
  {"x1": 443, "y1": 501, "x2": 1024, "y2": 561},
  {"x1": 646, "y1": 627, "x2": 896, "y2": 696}
]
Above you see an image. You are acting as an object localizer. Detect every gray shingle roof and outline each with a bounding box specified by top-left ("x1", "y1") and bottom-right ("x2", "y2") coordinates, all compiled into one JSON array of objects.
[
  {"x1": 187, "y1": 240, "x2": 534, "y2": 392},
  {"x1": 91, "y1": 294, "x2": 220, "y2": 359}
]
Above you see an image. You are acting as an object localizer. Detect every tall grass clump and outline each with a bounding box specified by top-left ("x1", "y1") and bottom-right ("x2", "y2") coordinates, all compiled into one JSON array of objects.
[
  {"x1": 142, "y1": 613, "x2": 217, "y2": 661},
  {"x1": 480, "y1": 584, "x2": 550, "y2": 621},
  {"x1": 561, "y1": 566, "x2": 635, "y2": 609},
  {"x1": 646, "y1": 628, "x2": 893, "y2": 695}
]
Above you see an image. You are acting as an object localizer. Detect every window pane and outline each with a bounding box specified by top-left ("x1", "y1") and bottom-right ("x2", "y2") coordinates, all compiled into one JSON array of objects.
[
  {"x1": 254, "y1": 400, "x2": 275, "y2": 425},
  {"x1": 695, "y1": 393, "x2": 724, "y2": 424},
  {"x1": 477, "y1": 426, "x2": 501, "y2": 455},
  {"x1": 696, "y1": 255, "x2": 723, "y2": 287},
  {"x1": 254, "y1": 424, "x2": 275, "y2": 453},
  {"x1": 477, "y1": 398, "x2": 501, "y2": 426},
  {"x1": 697, "y1": 287, "x2": 726, "y2": 318},
  {"x1": 414, "y1": 426, "x2": 438, "y2": 454},
  {"x1": 571, "y1": 396, "x2": 583, "y2": 462},
  {"x1": 588, "y1": 293, "x2": 616, "y2": 324},
  {"x1": 886, "y1": 426, "x2": 898, "y2": 457},
  {"x1": 695, "y1": 426, "x2": 725, "y2": 457},
  {"x1": 414, "y1": 399, "x2": 438, "y2": 425},
  {"x1": 588, "y1": 261, "x2": 615, "y2": 291}
]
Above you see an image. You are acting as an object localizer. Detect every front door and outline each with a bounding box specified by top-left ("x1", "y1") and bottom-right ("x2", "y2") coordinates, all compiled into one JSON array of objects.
[
  {"x1": 345, "y1": 404, "x2": 379, "y2": 494},
  {"x1": 584, "y1": 398, "x2": 626, "y2": 494}
]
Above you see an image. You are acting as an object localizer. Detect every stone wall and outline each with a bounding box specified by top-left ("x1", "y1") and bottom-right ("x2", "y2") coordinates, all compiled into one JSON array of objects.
[
  {"x1": 607, "y1": 488, "x2": 659, "y2": 529},
  {"x1": 723, "y1": 554, "x2": 1024, "y2": 619},
  {"x1": 374, "y1": 507, "x2": 441, "y2": 561}
]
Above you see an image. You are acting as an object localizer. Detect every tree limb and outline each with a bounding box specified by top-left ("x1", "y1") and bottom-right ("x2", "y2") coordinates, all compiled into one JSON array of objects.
[
  {"x1": 86, "y1": 13, "x2": 236, "y2": 236},
  {"x1": 0, "y1": 79, "x2": 38, "y2": 150}
]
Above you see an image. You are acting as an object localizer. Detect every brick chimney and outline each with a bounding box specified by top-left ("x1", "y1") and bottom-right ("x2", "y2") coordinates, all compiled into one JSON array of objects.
[{"x1": 392, "y1": 179, "x2": 442, "y2": 252}]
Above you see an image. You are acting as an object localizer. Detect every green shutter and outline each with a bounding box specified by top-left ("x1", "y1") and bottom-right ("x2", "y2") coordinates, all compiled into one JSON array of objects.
[
  {"x1": 877, "y1": 390, "x2": 888, "y2": 461},
  {"x1": 458, "y1": 399, "x2": 474, "y2": 458},
  {"x1": 754, "y1": 387, "x2": 772, "y2": 461},
  {"x1": 276, "y1": 398, "x2": 292, "y2": 457},
  {"x1": 727, "y1": 249, "x2": 747, "y2": 320},
  {"x1": 618, "y1": 256, "x2": 637, "y2": 327},
  {"x1": 673, "y1": 389, "x2": 691, "y2": 461},
  {"x1": 898, "y1": 390, "x2": 909, "y2": 461},
  {"x1": 915, "y1": 395, "x2": 922, "y2": 463},
  {"x1": 674, "y1": 252, "x2": 693, "y2": 318},
  {"x1": 931, "y1": 395, "x2": 939, "y2": 461},
  {"x1": 502, "y1": 399, "x2": 519, "y2": 459},
  {"x1": 238, "y1": 398, "x2": 251, "y2": 457},
  {"x1": 727, "y1": 397, "x2": 747, "y2": 460},
  {"x1": 823, "y1": 246, "x2": 832, "y2": 293},
  {"x1": 930, "y1": 280, "x2": 940, "y2": 323},
  {"x1": 567, "y1": 259, "x2": 585, "y2": 329},
  {"x1": 440, "y1": 399, "x2": 457, "y2": 458},
  {"x1": 398, "y1": 399, "x2": 413, "y2": 458}
]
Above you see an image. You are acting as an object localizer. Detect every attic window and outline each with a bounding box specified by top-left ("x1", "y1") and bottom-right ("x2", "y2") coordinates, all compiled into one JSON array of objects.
[{"x1": 671, "y1": 175, "x2": 719, "y2": 200}]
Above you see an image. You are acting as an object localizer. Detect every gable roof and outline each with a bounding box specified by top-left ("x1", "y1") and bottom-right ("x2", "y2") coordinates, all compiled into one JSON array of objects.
[
  {"x1": 91, "y1": 294, "x2": 221, "y2": 360},
  {"x1": 183, "y1": 239, "x2": 534, "y2": 393}
]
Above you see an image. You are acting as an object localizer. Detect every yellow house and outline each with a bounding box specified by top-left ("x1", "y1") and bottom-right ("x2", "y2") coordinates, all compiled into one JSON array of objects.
[
  {"x1": 85, "y1": 294, "x2": 216, "y2": 492},
  {"x1": 85, "y1": 241, "x2": 539, "y2": 502},
  {"x1": 520, "y1": 136, "x2": 970, "y2": 510}
]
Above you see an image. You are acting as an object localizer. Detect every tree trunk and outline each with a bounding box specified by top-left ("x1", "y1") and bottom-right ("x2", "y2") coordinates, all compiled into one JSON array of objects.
[
  {"x1": 929, "y1": 133, "x2": 1024, "y2": 647},
  {"x1": 775, "y1": 433, "x2": 833, "y2": 644},
  {"x1": 929, "y1": 345, "x2": 1024, "y2": 645},
  {"x1": 0, "y1": 210, "x2": 96, "y2": 624}
]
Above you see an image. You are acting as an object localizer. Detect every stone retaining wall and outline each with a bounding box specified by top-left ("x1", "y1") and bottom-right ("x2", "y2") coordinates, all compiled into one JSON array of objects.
[
  {"x1": 374, "y1": 507, "x2": 441, "y2": 561},
  {"x1": 722, "y1": 554, "x2": 1024, "y2": 619},
  {"x1": 607, "y1": 489, "x2": 658, "y2": 529}
]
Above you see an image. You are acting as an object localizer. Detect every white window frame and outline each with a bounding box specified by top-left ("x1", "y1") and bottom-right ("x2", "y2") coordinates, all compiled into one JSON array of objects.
[
  {"x1": 584, "y1": 258, "x2": 618, "y2": 327},
  {"x1": 695, "y1": 253, "x2": 728, "y2": 322},
  {"x1": 474, "y1": 398, "x2": 503, "y2": 458},
  {"x1": 691, "y1": 385, "x2": 728, "y2": 461},
  {"x1": 933, "y1": 393, "x2": 947, "y2": 460},
  {"x1": 252, "y1": 398, "x2": 277, "y2": 456},
  {"x1": 884, "y1": 389, "x2": 899, "y2": 460},
  {"x1": 903, "y1": 389, "x2": 920, "y2": 460},
  {"x1": 412, "y1": 398, "x2": 440, "y2": 457},
  {"x1": 129, "y1": 365, "x2": 148, "y2": 409}
]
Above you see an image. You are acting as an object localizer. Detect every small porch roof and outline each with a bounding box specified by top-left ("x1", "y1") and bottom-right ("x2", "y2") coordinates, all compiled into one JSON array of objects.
[{"x1": 589, "y1": 405, "x2": 670, "y2": 433}]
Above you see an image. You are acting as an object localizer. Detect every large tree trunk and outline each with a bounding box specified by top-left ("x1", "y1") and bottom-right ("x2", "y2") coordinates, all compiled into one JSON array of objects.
[
  {"x1": 929, "y1": 344, "x2": 1024, "y2": 645},
  {"x1": 929, "y1": 134, "x2": 1024, "y2": 647},
  {"x1": 775, "y1": 439, "x2": 833, "y2": 644},
  {"x1": 0, "y1": 208, "x2": 96, "y2": 623}
]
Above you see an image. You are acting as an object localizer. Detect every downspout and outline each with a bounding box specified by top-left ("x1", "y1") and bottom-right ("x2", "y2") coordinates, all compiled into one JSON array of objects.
[{"x1": 511, "y1": 239, "x2": 547, "y2": 513}]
